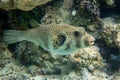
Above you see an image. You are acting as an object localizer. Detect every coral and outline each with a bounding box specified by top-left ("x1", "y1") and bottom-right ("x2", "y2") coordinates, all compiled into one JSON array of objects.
[
  {"x1": 7, "y1": 7, "x2": 44, "y2": 30},
  {"x1": 62, "y1": 0, "x2": 73, "y2": 10},
  {"x1": 73, "y1": 0, "x2": 100, "y2": 21},
  {"x1": 0, "y1": 43, "x2": 12, "y2": 62},
  {"x1": 14, "y1": 41, "x2": 46, "y2": 65},
  {"x1": 0, "y1": 0, "x2": 51, "y2": 11},
  {"x1": 104, "y1": 0, "x2": 115, "y2": 6},
  {"x1": 41, "y1": 0, "x2": 101, "y2": 27},
  {"x1": 0, "y1": 43, "x2": 108, "y2": 79},
  {"x1": 0, "y1": 0, "x2": 100, "y2": 31},
  {"x1": 0, "y1": 43, "x2": 112, "y2": 79},
  {"x1": 41, "y1": 6, "x2": 61, "y2": 24},
  {"x1": 0, "y1": 42, "x2": 107, "y2": 79},
  {"x1": 73, "y1": 46, "x2": 104, "y2": 70},
  {"x1": 112, "y1": 69, "x2": 120, "y2": 80},
  {"x1": 14, "y1": 41, "x2": 104, "y2": 74},
  {"x1": 32, "y1": 70, "x2": 108, "y2": 80},
  {"x1": 0, "y1": 43, "x2": 27, "y2": 79},
  {"x1": 98, "y1": 0, "x2": 116, "y2": 14},
  {"x1": 102, "y1": 17, "x2": 120, "y2": 48}
]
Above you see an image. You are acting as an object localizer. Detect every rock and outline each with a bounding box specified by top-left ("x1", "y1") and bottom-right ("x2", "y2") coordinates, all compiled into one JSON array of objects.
[
  {"x1": 102, "y1": 17, "x2": 120, "y2": 48},
  {"x1": 0, "y1": 0, "x2": 52, "y2": 11}
]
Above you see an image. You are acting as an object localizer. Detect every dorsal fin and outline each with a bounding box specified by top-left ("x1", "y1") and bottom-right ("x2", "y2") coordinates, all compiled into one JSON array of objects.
[{"x1": 29, "y1": 19, "x2": 40, "y2": 28}]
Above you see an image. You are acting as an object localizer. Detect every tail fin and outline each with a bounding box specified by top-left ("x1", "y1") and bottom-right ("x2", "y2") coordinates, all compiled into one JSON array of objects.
[{"x1": 3, "y1": 30, "x2": 25, "y2": 44}]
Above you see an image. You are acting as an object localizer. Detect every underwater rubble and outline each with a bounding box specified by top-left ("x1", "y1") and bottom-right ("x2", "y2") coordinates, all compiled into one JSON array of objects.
[{"x1": 0, "y1": 0, "x2": 120, "y2": 80}]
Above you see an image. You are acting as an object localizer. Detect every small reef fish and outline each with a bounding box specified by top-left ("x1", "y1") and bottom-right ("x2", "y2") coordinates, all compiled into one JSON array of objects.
[{"x1": 3, "y1": 20, "x2": 95, "y2": 55}]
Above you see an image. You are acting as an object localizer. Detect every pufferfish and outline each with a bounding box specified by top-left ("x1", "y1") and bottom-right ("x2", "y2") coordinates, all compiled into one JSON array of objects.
[{"x1": 3, "y1": 20, "x2": 95, "y2": 55}]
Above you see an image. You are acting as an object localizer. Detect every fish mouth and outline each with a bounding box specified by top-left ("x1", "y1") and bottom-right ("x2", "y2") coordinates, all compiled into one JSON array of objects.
[
  {"x1": 88, "y1": 39, "x2": 95, "y2": 46},
  {"x1": 83, "y1": 38, "x2": 95, "y2": 47},
  {"x1": 89, "y1": 41, "x2": 94, "y2": 45}
]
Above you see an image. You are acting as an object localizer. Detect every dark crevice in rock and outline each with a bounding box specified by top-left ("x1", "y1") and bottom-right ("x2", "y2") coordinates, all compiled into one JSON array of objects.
[
  {"x1": 99, "y1": 0, "x2": 120, "y2": 17},
  {"x1": 95, "y1": 39, "x2": 120, "y2": 74}
]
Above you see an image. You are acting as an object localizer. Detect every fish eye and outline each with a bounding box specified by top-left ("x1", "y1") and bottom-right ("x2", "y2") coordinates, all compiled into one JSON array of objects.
[
  {"x1": 57, "y1": 34, "x2": 66, "y2": 45},
  {"x1": 74, "y1": 31, "x2": 80, "y2": 37}
]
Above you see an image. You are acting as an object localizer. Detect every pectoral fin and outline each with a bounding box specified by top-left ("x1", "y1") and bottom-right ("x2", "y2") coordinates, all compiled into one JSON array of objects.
[{"x1": 29, "y1": 19, "x2": 40, "y2": 28}]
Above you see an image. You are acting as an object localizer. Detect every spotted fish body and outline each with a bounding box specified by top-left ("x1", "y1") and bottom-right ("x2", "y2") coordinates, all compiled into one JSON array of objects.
[{"x1": 3, "y1": 23, "x2": 95, "y2": 55}]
